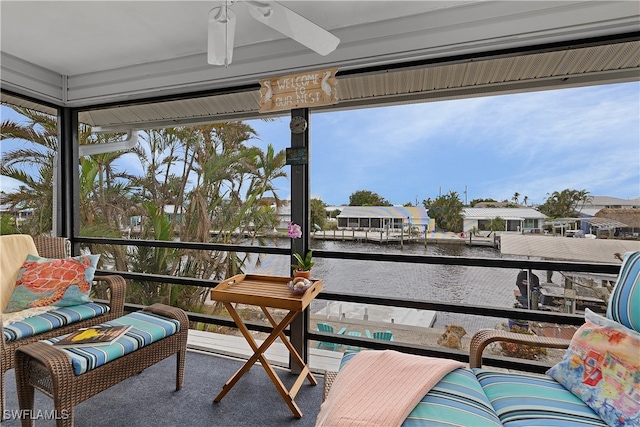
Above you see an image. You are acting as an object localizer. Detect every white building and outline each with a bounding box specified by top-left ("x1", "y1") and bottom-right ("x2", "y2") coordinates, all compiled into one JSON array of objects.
[
  {"x1": 337, "y1": 206, "x2": 432, "y2": 231},
  {"x1": 462, "y1": 208, "x2": 547, "y2": 234},
  {"x1": 580, "y1": 196, "x2": 640, "y2": 217}
]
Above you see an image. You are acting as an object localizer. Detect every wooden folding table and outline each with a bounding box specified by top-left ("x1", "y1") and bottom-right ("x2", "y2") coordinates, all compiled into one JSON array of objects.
[{"x1": 210, "y1": 274, "x2": 322, "y2": 418}]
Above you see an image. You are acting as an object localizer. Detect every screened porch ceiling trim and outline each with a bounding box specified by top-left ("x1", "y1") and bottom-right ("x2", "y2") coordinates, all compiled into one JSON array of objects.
[
  {"x1": 2, "y1": 39, "x2": 639, "y2": 131},
  {"x1": 83, "y1": 39, "x2": 640, "y2": 131}
]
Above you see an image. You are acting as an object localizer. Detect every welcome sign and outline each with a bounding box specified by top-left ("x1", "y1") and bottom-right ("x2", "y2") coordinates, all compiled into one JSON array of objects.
[{"x1": 258, "y1": 68, "x2": 338, "y2": 113}]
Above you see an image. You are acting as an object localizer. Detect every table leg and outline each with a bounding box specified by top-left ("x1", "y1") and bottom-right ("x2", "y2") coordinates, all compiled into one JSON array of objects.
[
  {"x1": 213, "y1": 303, "x2": 307, "y2": 417},
  {"x1": 261, "y1": 308, "x2": 317, "y2": 387},
  {"x1": 214, "y1": 304, "x2": 294, "y2": 395}
]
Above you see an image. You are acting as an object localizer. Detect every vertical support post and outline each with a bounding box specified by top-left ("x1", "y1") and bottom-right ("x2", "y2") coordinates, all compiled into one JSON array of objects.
[
  {"x1": 57, "y1": 107, "x2": 79, "y2": 252},
  {"x1": 289, "y1": 108, "x2": 310, "y2": 373}
]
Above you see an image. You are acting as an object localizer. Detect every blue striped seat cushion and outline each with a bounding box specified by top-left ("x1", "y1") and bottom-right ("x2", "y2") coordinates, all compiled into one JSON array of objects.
[
  {"x1": 405, "y1": 368, "x2": 502, "y2": 426},
  {"x1": 474, "y1": 369, "x2": 608, "y2": 426},
  {"x1": 44, "y1": 310, "x2": 180, "y2": 375},
  {"x1": 338, "y1": 352, "x2": 502, "y2": 426},
  {"x1": 607, "y1": 251, "x2": 639, "y2": 333},
  {"x1": 3, "y1": 303, "x2": 110, "y2": 342}
]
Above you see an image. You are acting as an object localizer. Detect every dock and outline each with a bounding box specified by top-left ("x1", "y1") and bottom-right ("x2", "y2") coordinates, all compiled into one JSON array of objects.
[{"x1": 312, "y1": 230, "x2": 497, "y2": 247}]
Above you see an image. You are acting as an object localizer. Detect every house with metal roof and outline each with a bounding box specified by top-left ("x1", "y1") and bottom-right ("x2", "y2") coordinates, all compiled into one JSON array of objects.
[
  {"x1": 337, "y1": 206, "x2": 432, "y2": 232},
  {"x1": 462, "y1": 208, "x2": 547, "y2": 234},
  {"x1": 580, "y1": 196, "x2": 640, "y2": 217}
]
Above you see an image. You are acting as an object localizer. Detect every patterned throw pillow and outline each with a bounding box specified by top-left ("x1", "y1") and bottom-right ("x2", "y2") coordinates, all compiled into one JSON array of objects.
[
  {"x1": 547, "y1": 309, "x2": 640, "y2": 427},
  {"x1": 4, "y1": 254, "x2": 100, "y2": 313}
]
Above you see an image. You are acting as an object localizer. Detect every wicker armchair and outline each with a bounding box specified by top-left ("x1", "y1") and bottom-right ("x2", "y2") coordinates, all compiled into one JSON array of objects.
[
  {"x1": 322, "y1": 330, "x2": 571, "y2": 402},
  {"x1": 319, "y1": 253, "x2": 640, "y2": 427},
  {"x1": 1, "y1": 235, "x2": 126, "y2": 418}
]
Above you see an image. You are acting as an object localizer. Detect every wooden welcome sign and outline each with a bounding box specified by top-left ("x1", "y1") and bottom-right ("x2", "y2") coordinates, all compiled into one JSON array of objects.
[{"x1": 258, "y1": 68, "x2": 338, "y2": 113}]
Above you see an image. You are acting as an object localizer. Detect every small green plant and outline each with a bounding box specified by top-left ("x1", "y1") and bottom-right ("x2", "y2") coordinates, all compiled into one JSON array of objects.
[{"x1": 293, "y1": 251, "x2": 314, "y2": 271}]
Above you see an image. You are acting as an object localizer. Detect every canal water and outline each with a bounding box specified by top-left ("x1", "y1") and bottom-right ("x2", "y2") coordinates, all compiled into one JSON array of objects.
[{"x1": 244, "y1": 239, "x2": 533, "y2": 332}]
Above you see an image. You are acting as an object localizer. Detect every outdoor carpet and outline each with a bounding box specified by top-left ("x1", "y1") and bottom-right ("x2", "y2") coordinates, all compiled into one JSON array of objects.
[{"x1": 2, "y1": 349, "x2": 323, "y2": 427}]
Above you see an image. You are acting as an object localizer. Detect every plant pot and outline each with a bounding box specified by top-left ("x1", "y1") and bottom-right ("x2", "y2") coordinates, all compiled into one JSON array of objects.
[{"x1": 293, "y1": 269, "x2": 311, "y2": 279}]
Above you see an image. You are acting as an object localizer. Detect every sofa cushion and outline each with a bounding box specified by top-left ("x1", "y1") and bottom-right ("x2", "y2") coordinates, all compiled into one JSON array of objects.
[
  {"x1": 607, "y1": 251, "x2": 639, "y2": 333},
  {"x1": 475, "y1": 369, "x2": 608, "y2": 426},
  {"x1": 4, "y1": 253, "x2": 99, "y2": 313},
  {"x1": 3, "y1": 303, "x2": 110, "y2": 342},
  {"x1": 44, "y1": 310, "x2": 180, "y2": 375},
  {"x1": 0, "y1": 235, "x2": 38, "y2": 312},
  {"x1": 547, "y1": 309, "x2": 640, "y2": 427},
  {"x1": 338, "y1": 352, "x2": 502, "y2": 426},
  {"x1": 409, "y1": 368, "x2": 502, "y2": 426}
]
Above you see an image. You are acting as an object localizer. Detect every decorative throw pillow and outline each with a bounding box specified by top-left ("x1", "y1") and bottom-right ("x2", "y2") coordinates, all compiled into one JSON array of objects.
[
  {"x1": 4, "y1": 253, "x2": 100, "y2": 313},
  {"x1": 547, "y1": 309, "x2": 640, "y2": 427}
]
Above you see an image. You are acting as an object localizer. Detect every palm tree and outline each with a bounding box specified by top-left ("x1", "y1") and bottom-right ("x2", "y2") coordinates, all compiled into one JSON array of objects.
[
  {"x1": 485, "y1": 216, "x2": 506, "y2": 237},
  {"x1": 538, "y1": 189, "x2": 592, "y2": 218},
  {"x1": 2, "y1": 106, "x2": 289, "y2": 314},
  {"x1": 0, "y1": 108, "x2": 58, "y2": 234}
]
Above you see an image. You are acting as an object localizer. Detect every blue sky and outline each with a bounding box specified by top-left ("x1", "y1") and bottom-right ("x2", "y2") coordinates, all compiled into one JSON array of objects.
[
  {"x1": 247, "y1": 81, "x2": 639, "y2": 206},
  {"x1": 2, "y1": 81, "x2": 639, "y2": 207}
]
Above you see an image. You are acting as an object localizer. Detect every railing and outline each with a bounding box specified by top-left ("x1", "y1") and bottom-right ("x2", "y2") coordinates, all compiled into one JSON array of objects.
[{"x1": 76, "y1": 236, "x2": 620, "y2": 374}]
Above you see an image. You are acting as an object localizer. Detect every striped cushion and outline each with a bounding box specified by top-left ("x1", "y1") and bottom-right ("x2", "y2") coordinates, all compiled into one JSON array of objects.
[
  {"x1": 607, "y1": 251, "x2": 640, "y2": 333},
  {"x1": 44, "y1": 310, "x2": 180, "y2": 375},
  {"x1": 474, "y1": 369, "x2": 607, "y2": 426},
  {"x1": 3, "y1": 303, "x2": 110, "y2": 342},
  {"x1": 338, "y1": 352, "x2": 502, "y2": 427},
  {"x1": 405, "y1": 368, "x2": 502, "y2": 427}
]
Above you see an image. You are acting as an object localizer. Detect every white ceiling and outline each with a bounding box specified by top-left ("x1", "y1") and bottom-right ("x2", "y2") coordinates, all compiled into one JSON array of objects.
[
  {"x1": 2, "y1": 1, "x2": 463, "y2": 76},
  {"x1": 1, "y1": 1, "x2": 639, "y2": 118}
]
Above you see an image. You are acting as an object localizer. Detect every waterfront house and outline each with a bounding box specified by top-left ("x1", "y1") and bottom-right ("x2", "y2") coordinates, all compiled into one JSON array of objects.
[
  {"x1": 462, "y1": 207, "x2": 547, "y2": 234},
  {"x1": 337, "y1": 206, "x2": 432, "y2": 232},
  {"x1": 581, "y1": 196, "x2": 640, "y2": 217}
]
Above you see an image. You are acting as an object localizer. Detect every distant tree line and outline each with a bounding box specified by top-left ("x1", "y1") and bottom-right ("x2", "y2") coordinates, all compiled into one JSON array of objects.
[{"x1": 344, "y1": 187, "x2": 591, "y2": 234}]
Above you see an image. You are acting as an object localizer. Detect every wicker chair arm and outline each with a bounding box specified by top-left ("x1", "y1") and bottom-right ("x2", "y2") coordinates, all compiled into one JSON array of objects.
[
  {"x1": 93, "y1": 275, "x2": 126, "y2": 319},
  {"x1": 469, "y1": 329, "x2": 571, "y2": 368},
  {"x1": 15, "y1": 341, "x2": 75, "y2": 384},
  {"x1": 322, "y1": 371, "x2": 338, "y2": 402}
]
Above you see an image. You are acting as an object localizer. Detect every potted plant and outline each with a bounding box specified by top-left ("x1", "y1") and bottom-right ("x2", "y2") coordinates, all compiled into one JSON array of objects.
[
  {"x1": 293, "y1": 250, "x2": 314, "y2": 278},
  {"x1": 288, "y1": 222, "x2": 314, "y2": 278}
]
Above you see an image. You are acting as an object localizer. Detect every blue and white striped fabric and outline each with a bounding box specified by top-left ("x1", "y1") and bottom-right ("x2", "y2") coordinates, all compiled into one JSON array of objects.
[
  {"x1": 474, "y1": 369, "x2": 608, "y2": 426},
  {"x1": 405, "y1": 368, "x2": 502, "y2": 426},
  {"x1": 44, "y1": 310, "x2": 180, "y2": 375},
  {"x1": 338, "y1": 352, "x2": 502, "y2": 426},
  {"x1": 607, "y1": 251, "x2": 640, "y2": 333},
  {"x1": 3, "y1": 303, "x2": 110, "y2": 342}
]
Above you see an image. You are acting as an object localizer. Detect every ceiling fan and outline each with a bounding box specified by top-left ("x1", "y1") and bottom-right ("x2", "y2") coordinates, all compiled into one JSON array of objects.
[{"x1": 208, "y1": 1, "x2": 340, "y2": 66}]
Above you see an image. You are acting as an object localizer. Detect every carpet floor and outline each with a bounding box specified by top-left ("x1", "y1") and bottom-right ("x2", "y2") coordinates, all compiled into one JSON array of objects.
[{"x1": 3, "y1": 350, "x2": 324, "y2": 426}]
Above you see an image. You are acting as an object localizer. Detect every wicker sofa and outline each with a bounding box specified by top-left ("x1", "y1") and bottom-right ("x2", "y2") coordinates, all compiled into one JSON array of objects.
[
  {"x1": 0, "y1": 234, "x2": 126, "y2": 417},
  {"x1": 320, "y1": 251, "x2": 639, "y2": 427}
]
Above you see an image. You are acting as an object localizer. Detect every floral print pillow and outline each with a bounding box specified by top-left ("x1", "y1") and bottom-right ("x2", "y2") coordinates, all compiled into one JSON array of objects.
[
  {"x1": 547, "y1": 309, "x2": 640, "y2": 427},
  {"x1": 4, "y1": 254, "x2": 99, "y2": 313}
]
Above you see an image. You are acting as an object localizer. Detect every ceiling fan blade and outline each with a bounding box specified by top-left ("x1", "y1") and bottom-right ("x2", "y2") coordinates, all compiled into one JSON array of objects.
[
  {"x1": 248, "y1": 1, "x2": 340, "y2": 56},
  {"x1": 208, "y1": 6, "x2": 237, "y2": 66}
]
